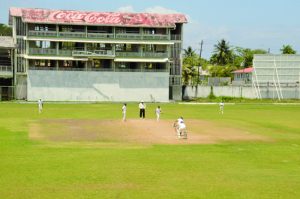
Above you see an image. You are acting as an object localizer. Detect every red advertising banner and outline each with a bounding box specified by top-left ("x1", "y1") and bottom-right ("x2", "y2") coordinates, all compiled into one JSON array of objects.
[{"x1": 10, "y1": 8, "x2": 187, "y2": 27}]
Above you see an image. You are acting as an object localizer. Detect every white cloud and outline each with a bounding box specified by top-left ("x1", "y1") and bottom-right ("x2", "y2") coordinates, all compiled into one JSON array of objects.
[
  {"x1": 143, "y1": 6, "x2": 180, "y2": 14},
  {"x1": 116, "y1": 5, "x2": 180, "y2": 14},
  {"x1": 116, "y1": 6, "x2": 135, "y2": 13},
  {"x1": 183, "y1": 19, "x2": 231, "y2": 58}
]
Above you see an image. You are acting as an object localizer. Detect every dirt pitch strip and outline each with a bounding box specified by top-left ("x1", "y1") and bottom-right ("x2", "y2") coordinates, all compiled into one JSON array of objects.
[{"x1": 29, "y1": 119, "x2": 269, "y2": 145}]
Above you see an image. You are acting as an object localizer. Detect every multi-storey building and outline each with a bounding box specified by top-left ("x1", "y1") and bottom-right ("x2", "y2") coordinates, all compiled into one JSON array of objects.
[
  {"x1": 0, "y1": 36, "x2": 14, "y2": 100},
  {"x1": 9, "y1": 7, "x2": 187, "y2": 102}
]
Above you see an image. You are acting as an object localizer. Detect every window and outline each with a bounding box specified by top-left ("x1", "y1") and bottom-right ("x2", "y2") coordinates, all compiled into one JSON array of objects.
[
  {"x1": 35, "y1": 41, "x2": 51, "y2": 48},
  {"x1": 33, "y1": 60, "x2": 54, "y2": 67}
]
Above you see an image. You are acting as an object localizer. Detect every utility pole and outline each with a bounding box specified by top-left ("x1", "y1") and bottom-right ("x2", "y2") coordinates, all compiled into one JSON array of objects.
[{"x1": 197, "y1": 40, "x2": 204, "y2": 84}]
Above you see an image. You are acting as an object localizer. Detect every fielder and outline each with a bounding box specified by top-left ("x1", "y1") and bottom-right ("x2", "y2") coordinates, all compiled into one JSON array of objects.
[
  {"x1": 155, "y1": 106, "x2": 161, "y2": 121},
  {"x1": 219, "y1": 101, "x2": 224, "y2": 114},
  {"x1": 122, "y1": 103, "x2": 127, "y2": 121},
  {"x1": 173, "y1": 117, "x2": 187, "y2": 139},
  {"x1": 38, "y1": 99, "x2": 43, "y2": 114}
]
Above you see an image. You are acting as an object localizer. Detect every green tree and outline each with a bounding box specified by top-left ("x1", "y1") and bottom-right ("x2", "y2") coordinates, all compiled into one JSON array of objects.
[
  {"x1": 183, "y1": 46, "x2": 196, "y2": 57},
  {"x1": 182, "y1": 46, "x2": 210, "y2": 85},
  {"x1": 280, "y1": 45, "x2": 296, "y2": 54},
  {"x1": 0, "y1": 24, "x2": 12, "y2": 36},
  {"x1": 235, "y1": 47, "x2": 267, "y2": 67},
  {"x1": 182, "y1": 53, "x2": 199, "y2": 85},
  {"x1": 211, "y1": 39, "x2": 233, "y2": 65},
  {"x1": 208, "y1": 64, "x2": 237, "y2": 78}
]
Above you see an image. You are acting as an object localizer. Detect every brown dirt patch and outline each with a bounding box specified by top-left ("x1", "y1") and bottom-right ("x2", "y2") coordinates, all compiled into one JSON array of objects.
[{"x1": 29, "y1": 119, "x2": 269, "y2": 145}]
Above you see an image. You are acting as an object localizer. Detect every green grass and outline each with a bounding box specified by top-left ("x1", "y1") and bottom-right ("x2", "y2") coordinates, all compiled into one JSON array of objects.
[{"x1": 1, "y1": 102, "x2": 300, "y2": 198}]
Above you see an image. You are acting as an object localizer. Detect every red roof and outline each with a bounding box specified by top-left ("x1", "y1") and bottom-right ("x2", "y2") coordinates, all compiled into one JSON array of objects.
[
  {"x1": 9, "y1": 7, "x2": 187, "y2": 27},
  {"x1": 232, "y1": 67, "x2": 253, "y2": 74}
]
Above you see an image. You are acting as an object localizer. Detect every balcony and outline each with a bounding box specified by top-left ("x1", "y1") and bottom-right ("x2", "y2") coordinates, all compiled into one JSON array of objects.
[
  {"x1": 171, "y1": 34, "x2": 181, "y2": 40},
  {"x1": 115, "y1": 52, "x2": 168, "y2": 58},
  {"x1": 29, "y1": 48, "x2": 57, "y2": 55},
  {"x1": 29, "y1": 48, "x2": 72, "y2": 56},
  {"x1": 87, "y1": 33, "x2": 114, "y2": 39},
  {"x1": 115, "y1": 68, "x2": 168, "y2": 72},
  {"x1": 27, "y1": 30, "x2": 170, "y2": 41},
  {"x1": 72, "y1": 50, "x2": 114, "y2": 57},
  {"x1": 115, "y1": 34, "x2": 143, "y2": 40},
  {"x1": 28, "y1": 30, "x2": 57, "y2": 37},
  {"x1": 58, "y1": 32, "x2": 86, "y2": 38},
  {"x1": 143, "y1": 34, "x2": 169, "y2": 40}
]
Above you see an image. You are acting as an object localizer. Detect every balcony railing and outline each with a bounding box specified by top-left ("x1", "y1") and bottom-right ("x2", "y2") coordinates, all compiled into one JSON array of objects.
[
  {"x1": 28, "y1": 48, "x2": 168, "y2": 59},
  {"x1": 143, "y1": 34, "x2": 169, "y2": 40},
  {"x1": 0, "y1": 65, "x2": 12, "y2": 73},
  {"x1": 115, "y1": 68, "x2": 168, "y2": 72},
  {"x1": 29, "y1": 48, "x2": 57, "y2": 55},
  {"x1": 29, "y1": 66, "x2": 167, "y2": 72},
  {"x1": 87, "y1": 33, "x2": 114, "y2": 39},
  {"x1": 28, "y1": 30, "x2": 171, "y2": 41},
  {"x1": 28, "y1": 30, "x2": 57, "y2": 37},
  {"x1": 29, "y1": 48, "x2": 73, "y2": 56},
  {"x1": 72, "y1": 50, "x2": 114, "y2": 57},
  {"x1": 171, "y1": 34, "x2": 181, "y2": 40},
  {"x1": 58, "y1": 32, "x2": 86, "y2": 38},
  {"x1": 115, "y1": 33, "x2": 143, "y2": 40},
  {"x1": 116, "y1": 52, "x2": 168, "y2": 58},
  {"x1": 59, "y1": 50, "x2": 73, "y2": 56}
]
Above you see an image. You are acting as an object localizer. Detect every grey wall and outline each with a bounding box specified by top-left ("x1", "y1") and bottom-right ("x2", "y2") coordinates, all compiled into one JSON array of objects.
[
  {"x1": 15, "y1": 75, "x2": 27, "y2": 100},
  {"x1": 184, "y1": 85, "x2": 300, "y2": 99},
  {"x1": 27, "y1": 70, "x2": 169, "y2": 102},
  {"x1": 184, "y1": 86, "x2": 257, "y2": 99}
]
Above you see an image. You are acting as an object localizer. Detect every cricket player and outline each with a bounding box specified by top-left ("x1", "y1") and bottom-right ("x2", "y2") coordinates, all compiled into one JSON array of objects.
[
  {"x1": 122, "y1": 103, "x2": 127, "y2": 121},
  {"x1": 155, "y1": 106, "x2": 161, "y2": 121},
  {"x1": 219, "y1": 101, "x2": 224, "y2": 114},
  {"x1": 38, "y1": 99, "x2": 43, "y2": 114},
  {"x1": 139, "y1": 101, "x2": 146, "y2": 119},
  {"x1": 173, "y1": 117, "x2": 187, "y2": 139}
]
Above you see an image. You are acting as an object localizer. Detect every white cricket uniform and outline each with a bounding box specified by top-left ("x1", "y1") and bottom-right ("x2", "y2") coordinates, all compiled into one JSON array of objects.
[
  {"x1": 38, "y1": 99, "x2": 43, "y2": 113},
  {"x1": 122, "y1": 105, "x2": 126, "y2": 121},
  {"x1": 219, "y1": 102, "x2": 224, "y2": 114},
  {"x1": 176, "y1": 118, "x2": 186, "y2": 137},
  {"x1": 155, "y1": 108, "x2": 161, "y2": 121},
  {"x1": 178, "y1": 119, "x2": 186, "y2": 130}
]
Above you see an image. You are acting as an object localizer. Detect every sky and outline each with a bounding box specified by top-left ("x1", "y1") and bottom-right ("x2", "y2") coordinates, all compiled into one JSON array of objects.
[{"x1": 1, "y1": 0, "x2": 300, "y2": 58}]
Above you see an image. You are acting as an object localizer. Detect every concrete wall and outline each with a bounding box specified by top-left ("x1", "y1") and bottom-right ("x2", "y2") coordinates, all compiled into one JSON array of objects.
[
  {"x1": 184, "y1": 85, "x2": 300, "y2": 99},
  {"x1": 171, "y1": 85, "x2": 182, "y2": 101},
  {"x1": 15, "y1": 75, "x2": 27, "y2": 100},
  {"x1": 27, "y1": 70, "x2": 169, "y2": 102},
  {"x1": 184, "y1": 86, "x2": 257, "y2": 99}
]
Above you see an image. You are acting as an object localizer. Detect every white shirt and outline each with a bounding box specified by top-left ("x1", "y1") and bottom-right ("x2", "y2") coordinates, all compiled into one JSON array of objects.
[
  {"x1": 177, "y1": 118, "x2": 186, "y2": 129},
  {"x1": 156, "y1": 108, "x2": 161, "y2": 114},
  {"x1": 38, "y1": 99, "x2": 43, "y2": 107},
  {"x1": 139, "y1": 103, "x2": 146, "y2": 109},
  {"x1": 122, "y1": 105, "x2": 126, "y2": 113},
  {"x1": 219, "y1": 102, "x2": 224, "y2": 108}
]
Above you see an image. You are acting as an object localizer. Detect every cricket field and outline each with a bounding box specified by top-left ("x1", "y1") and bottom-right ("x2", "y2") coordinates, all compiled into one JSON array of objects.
[{"x1": 0, "y1": 103, "x2": 300, "y2": 198}]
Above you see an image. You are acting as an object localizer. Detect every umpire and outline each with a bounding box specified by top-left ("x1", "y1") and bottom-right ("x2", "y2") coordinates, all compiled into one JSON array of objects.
[{"x1": 139, "y1": 101, "x2": 146, "y2": 119}]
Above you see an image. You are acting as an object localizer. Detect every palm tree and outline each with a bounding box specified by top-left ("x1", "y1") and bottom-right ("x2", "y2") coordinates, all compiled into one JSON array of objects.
[
  {"x1": 211, "y1": 39, "x2": 233, "y2": 65},
  {"x1": 281, "y1": 45, "x2": 296, "y2": 54},
  {"x1": 183, "y1": 46, "x2": 196, "y2": 57}
]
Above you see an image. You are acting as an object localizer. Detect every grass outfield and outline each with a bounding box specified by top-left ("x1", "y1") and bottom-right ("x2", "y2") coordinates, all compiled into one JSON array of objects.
[{"x1": 0, "y1": 103, "x2": 300, "y2": 198}]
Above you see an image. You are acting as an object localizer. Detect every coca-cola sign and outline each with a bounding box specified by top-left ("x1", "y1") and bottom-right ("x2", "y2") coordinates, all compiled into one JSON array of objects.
[{"x1": 11, "y1": 8, "x2": 187, "y2": 27}]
